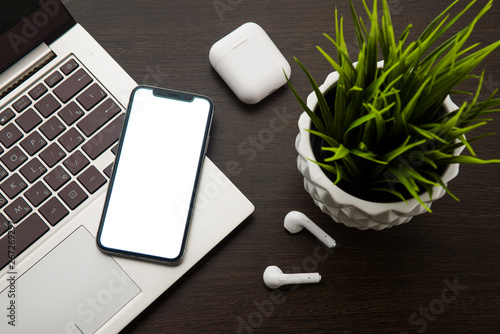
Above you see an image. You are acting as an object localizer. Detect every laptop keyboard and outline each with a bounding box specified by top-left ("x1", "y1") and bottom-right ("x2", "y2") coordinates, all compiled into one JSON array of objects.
[{"x1": 0, "y1": 57, "x2": 124, "y2": 270}]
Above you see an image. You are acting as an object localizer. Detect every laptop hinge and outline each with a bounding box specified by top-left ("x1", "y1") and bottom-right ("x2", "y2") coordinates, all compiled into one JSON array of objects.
[{"x1": 0, "y1": 43, "x2": 56, "y2": 102}]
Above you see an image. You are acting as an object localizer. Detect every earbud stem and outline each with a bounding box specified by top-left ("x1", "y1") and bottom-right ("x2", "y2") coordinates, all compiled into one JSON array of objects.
[
  {"x1": 307, "y1": 224, "x2": 336, "y2": 248},
  {"x1": 281, "y1": 273, "x2": 321, "y2": 285}
]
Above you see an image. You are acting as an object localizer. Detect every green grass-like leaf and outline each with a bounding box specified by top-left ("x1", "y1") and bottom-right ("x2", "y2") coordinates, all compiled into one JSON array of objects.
[{"x1": 288, "y1": 0, "x2": 500, "y2": 211}]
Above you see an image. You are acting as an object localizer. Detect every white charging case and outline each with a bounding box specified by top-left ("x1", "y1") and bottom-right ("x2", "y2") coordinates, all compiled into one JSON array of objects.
[{"x1": 209, "y1": 22, "x2": 291, "y2": 104}]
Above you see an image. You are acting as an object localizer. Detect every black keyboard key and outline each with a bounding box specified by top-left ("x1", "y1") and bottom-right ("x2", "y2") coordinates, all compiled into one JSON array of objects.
[
  {"x1": 5, "y1": 197, "x2": 32, "y2": 223},
  {"x1": 39, "y1": 197, "x2": 68, "y2": 226},
  {"x1": 82, "y1": 113, "x2": 124, "y2": 159},
  {"x1": 39, "y1": 143, "x2": 66, "y2": 167},
  {"x1": 60, "y1": 58, "x2": 79, "y2": 75},
  {"x1": 77, "y1": 165, "x2": 106, "y2": 194},
  {"x1": 24, "y1": 181, "x2": 51, "y2": 207},
  {"x1": 77, "y1": 83, "x2": 107, "y2": 111},
  {"x1": 16, "y1": 108, "x2": 43, "y2": 133},
  {"x1": 1, "y1": 174, "x2": 28, "y2": 199},
  {"x1": 0, "y1": 214, "x2": 9, "y2": 237},
  {"x1": 58, "y1": 128, "x2": 84, "y2": 152},
  {"x1": 0, "y1": 193, "x2": 7, "y2": 209},
  {"x1": 44, "y1": 165, "x2": 70, "y2": 191},
  {"x1": 0, "y1": 214, "x2": 49, "y2": 270},
  {"x1": 20, "y1": 131, "x2": 47, "y2": 156},
  {"x1": 39, "y1": 116, "x2": 66, "y2": 140},
  {"x1": 1, "y1": 147, "x2": 28, "y2": 171},
  {"x1": 12, "y1": 95, "x2": 31, "y2": 112},
  {"x1": 58, "y1": 102, "x2": 84, "y2": 126},
  {"x1": 28, "y1": 83, "x2": 48, "y2": 100},
  {"x1": 0, "y1": 108, "x2": 15, "y2": 125},
  {"x1": 53, "y1": 68, "x2": 93, "y2": 103},
  {"x1": 45, "y1": 71, "x2": 63, "y2": 88},
  {"x1": 0, "y1": 123, "x2": 23, "y2": 148},
  {"x1": 103, "y1": 162, "x2": 114, "y2": 178},
  {"x1": 111, "y1": 144, "x2": 119, "y2": 155},
  {"x1": 59, "y1": 181, "x2": 88, "y2": 210},
  {"x1": 63, "y1": 150, "x2": 89, "y2": 175},
  {"x1": 20, "y1": 158, "x2": 47, "y2": 183},
  {"x1": 0, "y1": 165, "x2": 7, "y2": 182},
  {"x1": 35, "y1": 94, "x2": 61, "y2": 118},
  {"x1": 77, "y1": 98, "x2": 121, "y2": 136}
]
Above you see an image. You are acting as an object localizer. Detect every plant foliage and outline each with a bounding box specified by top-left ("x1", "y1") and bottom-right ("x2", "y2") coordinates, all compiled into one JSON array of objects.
[{"x1": 287, "y1": 0, "x2": 500, "y2": 211}]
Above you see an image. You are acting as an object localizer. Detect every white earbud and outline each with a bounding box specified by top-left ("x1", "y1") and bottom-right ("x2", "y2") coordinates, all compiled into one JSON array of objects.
[
  {"x1": 263, "y1": 265, "x2": 321, "y2": 289},
  {"x1": 284, "y1": 211, "x2": 336, "y2": 248}
]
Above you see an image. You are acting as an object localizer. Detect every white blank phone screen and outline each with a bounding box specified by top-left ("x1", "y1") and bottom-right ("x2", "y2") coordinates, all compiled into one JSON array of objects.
[{"x1": 99, "y1": 87, "x2": 212, "y2": 261}]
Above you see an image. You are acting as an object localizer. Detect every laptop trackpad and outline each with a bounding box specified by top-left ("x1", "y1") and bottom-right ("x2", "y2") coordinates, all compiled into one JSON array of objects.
[{"x1": 0, "y1": 226, "x2": 140, "y2": 333}]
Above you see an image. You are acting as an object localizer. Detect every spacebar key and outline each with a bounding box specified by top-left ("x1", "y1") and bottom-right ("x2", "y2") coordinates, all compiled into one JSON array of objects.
[{"x1": 82, "y1": 114, "x2": 125, "y2": 160}]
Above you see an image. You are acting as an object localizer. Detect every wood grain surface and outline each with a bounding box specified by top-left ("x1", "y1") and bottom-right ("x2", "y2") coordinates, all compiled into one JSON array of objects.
[{"x1": 64, "y1": 0, "x2": 500, "y2": 333}]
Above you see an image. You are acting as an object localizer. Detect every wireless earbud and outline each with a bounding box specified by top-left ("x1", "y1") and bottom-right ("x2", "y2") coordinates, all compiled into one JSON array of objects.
[
  {"x1": 263, "y1": 265, "x2": 321, "y2": 289},
  {"x1": 284, "y1": 211, "x2": 336, "y2": 248}
]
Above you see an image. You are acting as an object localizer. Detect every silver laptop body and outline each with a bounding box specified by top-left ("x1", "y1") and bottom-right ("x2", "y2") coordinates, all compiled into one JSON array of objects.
[{"x1": 0, "y1": 1, "x2": 254, "y2": 333}]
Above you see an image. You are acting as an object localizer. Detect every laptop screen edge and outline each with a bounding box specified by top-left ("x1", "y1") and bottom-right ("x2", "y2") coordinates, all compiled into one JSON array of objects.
[{"x1": 0, "y1": 0, "x2": 75, "y2": 74}]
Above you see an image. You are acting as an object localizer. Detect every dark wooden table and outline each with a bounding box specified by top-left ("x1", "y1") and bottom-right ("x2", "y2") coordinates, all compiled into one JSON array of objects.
[{"x1": 65, "y1": 0, "x2": 500, "y2": 333}]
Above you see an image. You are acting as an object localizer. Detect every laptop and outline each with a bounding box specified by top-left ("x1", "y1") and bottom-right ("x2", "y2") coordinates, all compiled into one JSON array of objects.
[{"x1": 0, "y1": 1, "x2": 254, "y2": 332}]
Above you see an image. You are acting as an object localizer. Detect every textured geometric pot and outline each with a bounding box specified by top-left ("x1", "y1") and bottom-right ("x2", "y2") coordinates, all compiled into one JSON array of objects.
[{"x1": 295, "y1": 68, "x2": 465, "y2": 230}]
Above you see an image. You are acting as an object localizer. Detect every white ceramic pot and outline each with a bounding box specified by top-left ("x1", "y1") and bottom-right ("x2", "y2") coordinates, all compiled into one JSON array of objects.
[{"x1": 295, "y1": 69, "x2": 465, "y2": 230}]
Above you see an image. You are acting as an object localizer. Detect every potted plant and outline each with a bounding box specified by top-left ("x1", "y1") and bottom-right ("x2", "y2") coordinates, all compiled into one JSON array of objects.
[{"x1": 288, "y1": 0, "x2": 500, "y2": 230}]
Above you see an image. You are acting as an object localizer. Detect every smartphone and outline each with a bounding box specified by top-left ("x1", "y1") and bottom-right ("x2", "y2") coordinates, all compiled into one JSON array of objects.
[{"x1": 97, "y1": 86, "x2": 214, "y2": 264}]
